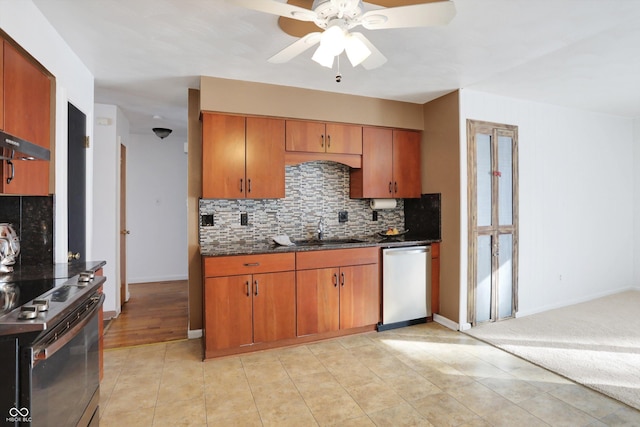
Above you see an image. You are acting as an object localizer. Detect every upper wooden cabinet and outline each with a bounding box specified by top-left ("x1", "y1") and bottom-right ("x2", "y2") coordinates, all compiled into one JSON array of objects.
[
  {"x1": 1, "y1": 40, "x2": 52, "y2": 196},
  {"x1": 350, "y1": 127, "x2": 422, "y2": 199},
  {"x1": 286, "y1": 120, "x2": 362, "y2": 155},
  {"x1": 202, "y1": 113, "x2": 285, "y2": 199}
]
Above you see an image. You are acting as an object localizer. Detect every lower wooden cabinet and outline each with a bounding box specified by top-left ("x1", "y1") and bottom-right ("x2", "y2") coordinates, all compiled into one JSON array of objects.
[
  {"x1": 204, "y1": 271, "x2": 295, "y2": 351},
  {"x1": 296, "y1": 264, "x2": 379, "y2": 336},
  {"x1": 296, "y1": 247, "x2": 379, "y2": 337},
  {"x1": 203, "y1": 247, "x2": 381, "y2": 358},
  {"x1": 203, "y1": 253, "x2": 296, "y2": 356}
]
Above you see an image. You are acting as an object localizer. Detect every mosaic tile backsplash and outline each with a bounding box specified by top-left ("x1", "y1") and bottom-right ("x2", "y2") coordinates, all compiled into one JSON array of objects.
[{"x1": 200, "y1": 161, "x2": 404, "y2": 245}]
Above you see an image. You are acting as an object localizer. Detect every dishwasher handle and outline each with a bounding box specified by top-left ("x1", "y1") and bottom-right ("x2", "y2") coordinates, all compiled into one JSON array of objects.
[{"x1": 383, "y1": 247, "x2": 430, "y2": 256}]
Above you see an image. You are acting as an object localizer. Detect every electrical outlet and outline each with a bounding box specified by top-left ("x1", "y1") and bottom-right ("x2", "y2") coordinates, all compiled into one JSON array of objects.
[
  {"x1": 240, "y1": 212, "x2": 248, "y2": 226},
  {"x1": 201, "y1": 214, "x2": 214, "y2": 227},
  {"x1": 338, "y1": 211, "x2": 348, "y2": 223},
  {"x1": 372, "y1": 211, "x2": 378, "y2": 221}
]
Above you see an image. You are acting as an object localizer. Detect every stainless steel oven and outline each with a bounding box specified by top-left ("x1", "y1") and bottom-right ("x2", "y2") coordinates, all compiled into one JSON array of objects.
[
  {"x1": 0, "y1": 273, "x2": 105, "y2": 427},
  {"x1": 27, "y1": 292, "x2": 103, "y2": 426}
]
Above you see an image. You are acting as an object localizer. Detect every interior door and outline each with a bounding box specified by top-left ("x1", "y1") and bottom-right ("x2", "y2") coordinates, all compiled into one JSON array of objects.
[
  {"x1": 67, "y1": 103, "x2": 86, "y2": 262},
  {"x1": 467, "y1": 120, "x2": 519, "y2": 325}
]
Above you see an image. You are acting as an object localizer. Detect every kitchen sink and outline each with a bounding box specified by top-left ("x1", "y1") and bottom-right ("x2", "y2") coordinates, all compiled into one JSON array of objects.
[{"x1": 294, "y1": 238, "x2": 366, "y2": 246}]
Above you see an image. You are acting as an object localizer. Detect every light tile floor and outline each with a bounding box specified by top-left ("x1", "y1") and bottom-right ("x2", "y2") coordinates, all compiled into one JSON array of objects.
[{"x1": 99, "y1": 322, "x2": 640, "y2": 426}]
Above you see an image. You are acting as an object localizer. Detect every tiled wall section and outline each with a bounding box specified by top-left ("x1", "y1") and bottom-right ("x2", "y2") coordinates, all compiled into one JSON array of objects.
[
  {"x1": 200, "y1": 161, "x2": 404, "y2": 245},
  {"x1": 0, "y1": 195, "x2": 54, "y2": 265}
]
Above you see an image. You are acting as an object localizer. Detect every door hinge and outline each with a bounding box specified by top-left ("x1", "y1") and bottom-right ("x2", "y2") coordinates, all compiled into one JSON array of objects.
[{"x1": 84, "y1": 136, "x2": 90, "y2": 148}]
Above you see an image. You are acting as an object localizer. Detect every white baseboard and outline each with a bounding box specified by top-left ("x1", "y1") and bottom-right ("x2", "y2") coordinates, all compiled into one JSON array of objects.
[
  {"x1": 516, "y1": 286, "x2": 637, "y2": 318},
  {"x1": 188, "y1": 329, "x2": 203, "y2": 339},
  {"x1": 433, "y1": 314, "x2": 459, "y2": 331}
]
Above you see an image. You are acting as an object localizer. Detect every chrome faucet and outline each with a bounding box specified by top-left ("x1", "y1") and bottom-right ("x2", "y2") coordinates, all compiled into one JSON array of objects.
[{"x1": 317, "y1": 216, "x2": 325, "y2": 240}]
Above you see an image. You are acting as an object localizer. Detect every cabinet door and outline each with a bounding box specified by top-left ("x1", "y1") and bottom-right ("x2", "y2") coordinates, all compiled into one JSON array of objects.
[
  {"x1": 325, "y1": 123, "x2": 362, "y2": 155},
  {"x1": 0, "y1": 40, "x2": 4, "y2": 130},
  {"x1": 2, "y1": 41, "x2": 50, "y2": 195},
  {"x1": 350, "y1": 127, "x2": 393, "y2": 198},
  {"x1": 202, "y1": 113, "x2": 246, "y2": 198},
  {"x1": 392, "y1": 129, "x2": 421, "y2": 198},
  {"x1": 205, "y1": 275, "x2": 253, "y2": 350},
  {"x1": 285, "y1": 120, "x2": 325, "y2": 153},
  {"x1": 339, "y1": 264, "x2": 380, "y2": 329},
  {"x1": 246, "y1": 117, "x2": 285, "y2": 198},
  {"x1": 252, "y1": 271, "x2": 296, "y2": 343},
  {"x1": 296, "y1": 268, "x2": 340, "y2": 336}
]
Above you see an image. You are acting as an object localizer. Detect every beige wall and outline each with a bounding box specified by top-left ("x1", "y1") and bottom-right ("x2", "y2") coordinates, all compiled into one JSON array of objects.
[
  {"x1": 200, "y1": 76, "x2": 424, "y2": 130},
  {"x1": 422, "y1": 91, "x2": 461, "y2": 324}
]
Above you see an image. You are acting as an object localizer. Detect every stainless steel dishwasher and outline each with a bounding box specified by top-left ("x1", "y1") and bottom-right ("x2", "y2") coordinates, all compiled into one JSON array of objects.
[{"x1": 378, "y1": 246, "x2": 431, "y2": 331}]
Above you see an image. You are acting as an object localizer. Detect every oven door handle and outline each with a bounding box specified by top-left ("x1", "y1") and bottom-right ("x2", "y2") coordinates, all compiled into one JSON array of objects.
[{"x1": 33, "y1": 293, "x2": 104, "y2": 363}]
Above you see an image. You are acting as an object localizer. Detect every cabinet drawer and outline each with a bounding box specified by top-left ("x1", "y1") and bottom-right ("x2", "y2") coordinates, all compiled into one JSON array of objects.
[
  {"x1": 204, "y1": 253, "x2": 295, "y2": 277},
  {"x1": 296, "y1": 247, "x2": 379, "y2": 270}
]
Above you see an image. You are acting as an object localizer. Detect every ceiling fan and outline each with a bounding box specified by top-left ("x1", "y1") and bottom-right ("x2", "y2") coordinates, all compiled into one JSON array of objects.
[{"x1": 229, "y1": 0, "x2": 456, "y2": 70}]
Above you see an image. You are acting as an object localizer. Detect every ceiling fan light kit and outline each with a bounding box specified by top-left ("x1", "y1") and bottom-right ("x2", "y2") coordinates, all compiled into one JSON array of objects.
[{"x1": 230, "y1": 0, "x2": 456, "y2": 72}]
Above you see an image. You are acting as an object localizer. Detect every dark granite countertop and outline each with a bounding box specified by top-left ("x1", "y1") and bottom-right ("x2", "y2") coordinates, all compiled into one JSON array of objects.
[
  {"x1": 0, "y1": 260, "x2": 106, "y2": 283},
  {"x1": 200, "y1": 236, "x2": 440, "y2": 257}
]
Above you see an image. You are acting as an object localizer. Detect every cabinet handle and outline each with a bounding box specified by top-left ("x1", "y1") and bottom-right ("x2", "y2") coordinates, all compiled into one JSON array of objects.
[
  {"x1": 388, "y1": 182, "x2": 392, "y2": 193},
  {"x1": 394, "y1": 182, "x2": 398, "y2": 193},
  {"x1": 243, "y1": 262, "x2": 260, "y2": 267},
  {"x1": 254, "y1": 280, "x2": 259, "y2": 296},
  {"x1": 245, "y1": 281, "x2": 250, "y2": 297},
  {"x1": 240, "y1": 178, "x2": 244, "y2": 193},
  {"x1": 333, "y1": 273, "x2": 338, "y2": 287},
  {"x1": 341, "y1": 272, "x2": 345, "y2": 287},
  {"x1": 320, "y1": 134, "x2": 324, "y2": 148},
  {"x1": 6, "y1": 159, "x2": 14, "y2": 184},
  {"x1": 247, "y1": 179, "x2": 252, "y2": 193},
  {"x1": 327, "y1": 134, "x2": 331, "y2": 148}
]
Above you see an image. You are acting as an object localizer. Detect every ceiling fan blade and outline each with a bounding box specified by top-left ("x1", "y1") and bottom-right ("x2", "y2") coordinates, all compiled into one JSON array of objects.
[
  {"x1": 268, "y1": 32, "x2": 322, "y2": 63},
  {"x1": 361, "y1": 0, "x2": 456, "y2": 30},
  {"x1": 227, "y1": 0, "x2": 317, "y2": 21},
  {"x1": 350, "y1": 32, "x2": 387, "y2": 70}
]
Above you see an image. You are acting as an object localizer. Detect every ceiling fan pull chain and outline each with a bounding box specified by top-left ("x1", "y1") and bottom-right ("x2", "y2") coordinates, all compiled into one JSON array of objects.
[{"x1": 336, "y1": 55, "x2": 342, "y2": 83}]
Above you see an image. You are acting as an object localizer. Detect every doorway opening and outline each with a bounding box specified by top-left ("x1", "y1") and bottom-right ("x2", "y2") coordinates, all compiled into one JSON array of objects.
[
  {"x1": 467, "y1": 120, "x2": 519, "y2": 326},
  {"x1": 67, "y1": 103, "x2": 86, "y2": 262}
]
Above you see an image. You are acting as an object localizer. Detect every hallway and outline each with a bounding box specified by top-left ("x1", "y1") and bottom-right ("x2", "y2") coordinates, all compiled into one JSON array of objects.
[{"x1": 103, "y1": 280, "x2": 188, "y2": 348}]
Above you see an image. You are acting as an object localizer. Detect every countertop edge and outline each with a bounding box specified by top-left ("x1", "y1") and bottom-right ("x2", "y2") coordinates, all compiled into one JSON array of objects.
[{"x1": 200, "y1": 239, "x2": 440, "y2": 257}]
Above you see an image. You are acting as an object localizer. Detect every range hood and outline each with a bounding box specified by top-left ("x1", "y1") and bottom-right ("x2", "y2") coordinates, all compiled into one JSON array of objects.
[{"x1": 0, "y1": 129, "x2": 50, "y2": 161}]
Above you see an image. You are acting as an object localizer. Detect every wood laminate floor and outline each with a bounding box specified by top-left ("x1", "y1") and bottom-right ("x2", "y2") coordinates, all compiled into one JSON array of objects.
[{"x1": 103, "y1": 280, "x2": 188, "y2": 349}]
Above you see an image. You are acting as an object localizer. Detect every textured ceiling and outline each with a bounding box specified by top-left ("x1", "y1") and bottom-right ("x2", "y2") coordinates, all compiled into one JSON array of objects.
[{"x1": 32, "y1": 0, "x2": 640, "y2": 139}]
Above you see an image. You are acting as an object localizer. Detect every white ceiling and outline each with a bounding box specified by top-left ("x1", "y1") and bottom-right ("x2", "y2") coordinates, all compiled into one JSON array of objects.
[{"x1": 32, "y1": 0, "x2": 640, "y2": 139}]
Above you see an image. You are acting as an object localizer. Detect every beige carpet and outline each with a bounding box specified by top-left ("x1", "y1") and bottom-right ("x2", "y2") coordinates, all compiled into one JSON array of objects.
[{"x1": 465, "y1": 290, "x2": 640, "y2": 410}]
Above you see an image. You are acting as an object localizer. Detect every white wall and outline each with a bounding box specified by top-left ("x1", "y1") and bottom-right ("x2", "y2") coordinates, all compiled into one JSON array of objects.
[
  {"x1": 93, "y1": 104, "x2": 129, "y2": 314},
  {"x1": 634, "y1": 118, "x2": 640, "y2": 288},
  {"x1": 0, "y1": 0, "x2": 94, "y2": 263},
  {"x1": 459, "y1": 89, "x2": 635, "y2": 326},
  {"x1": 127, "y1": 133, "x2": 188, "y2": 283}
]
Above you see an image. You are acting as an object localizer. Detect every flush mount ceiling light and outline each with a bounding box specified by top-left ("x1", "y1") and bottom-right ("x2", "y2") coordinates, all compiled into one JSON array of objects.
[
  {"x1": 230, "y1": 0, "x2": 456, "y2": 70},
  {"x1": 152, "y1": 127, "x2": 172, "y2": 139}
]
